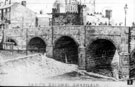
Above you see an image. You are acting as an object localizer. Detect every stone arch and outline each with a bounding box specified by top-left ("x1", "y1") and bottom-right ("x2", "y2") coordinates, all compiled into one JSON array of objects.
[
  {"x1": 5, "y1": 38, "x2": 17, "y2": 46},
  {"x1": 27, "y1": 37, "x2": 46, "y2": 53},
  {"x1": 87, "y1": 37, "x2": 119, "y2": 51},
  {"x1": 86, "y1": 39, "x2": 117, "y2": 77},
  {"x1": 54, "y1": 36, "x2": 79, "y2": 64},
  {"x1": 54, "y1": 35, "x2": 79, "y2": 47}
]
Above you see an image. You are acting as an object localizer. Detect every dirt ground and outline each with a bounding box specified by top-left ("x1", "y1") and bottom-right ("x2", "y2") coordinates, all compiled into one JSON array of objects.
[{"x1": 0, "y1": 51, "x2": 134, "y2": 86}]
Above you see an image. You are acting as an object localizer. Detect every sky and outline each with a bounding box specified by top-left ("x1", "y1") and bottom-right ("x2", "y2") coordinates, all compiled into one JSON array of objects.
[{"x1": 1, "y1": 0, "x2": 135, "y2": 26}]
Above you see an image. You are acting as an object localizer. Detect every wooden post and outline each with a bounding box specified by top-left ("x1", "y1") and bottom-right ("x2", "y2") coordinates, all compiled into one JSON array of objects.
[
  {"x1": 26, "y1": 28, "x2": 28, "y2": 55},
  {"x1": 65, "y1": 53, "x2": 68, "y2": 64}
]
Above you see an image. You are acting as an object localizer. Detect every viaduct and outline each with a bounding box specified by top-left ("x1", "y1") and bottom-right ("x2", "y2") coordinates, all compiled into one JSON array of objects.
[{"x1": 1, "y1": 25, "x2": 135, "y2": 80}]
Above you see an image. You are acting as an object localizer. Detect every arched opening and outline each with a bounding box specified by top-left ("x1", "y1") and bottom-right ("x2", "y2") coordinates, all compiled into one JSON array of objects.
[
  {"x1": 87, "y1": 39, "x2": 116, "y2": 77},
  {"x1": 27, "y1": 37, "x2": 46, "y2": 53},
  {"x1": 6, "y1": 39, "x2": 17, "y2": 46},
  {"x1": 130, "y1": 51, "x2": 135, "y2": 78},
  {"x1": 4, "y1": 39, "x2": 17, "y2": 50},
  {"x1": 54, "y1": 36, "x2": 78, "y2": 64}
]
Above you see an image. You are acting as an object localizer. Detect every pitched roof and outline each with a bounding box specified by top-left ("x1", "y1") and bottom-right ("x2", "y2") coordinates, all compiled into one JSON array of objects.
[
  {"x1": 0, "y1": 2, "x2": 19, "y2": 9},
  {"x1": 0, "y1": 2, "x2": 36, "y2": 15}
]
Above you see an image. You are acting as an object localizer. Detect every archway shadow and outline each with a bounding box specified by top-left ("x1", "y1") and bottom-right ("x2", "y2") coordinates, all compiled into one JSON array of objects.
[
  {"x1": 54, "y1": 36, "x2": 78, "y2": 64},
  {"x1": 86, "y1": 39, "x2": 116, "y2": 77},
  {"x1": 27, "y1": 37, "x2": 46, "y2": 54}
]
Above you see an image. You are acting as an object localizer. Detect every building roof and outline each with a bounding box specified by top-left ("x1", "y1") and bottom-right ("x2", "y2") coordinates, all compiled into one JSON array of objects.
[
  {"x1": 0, "y1": 2, "x2": 36, "y2": 15},
  {"x1": 0, "y1": 2, "x2": 18, "y2": 9}
]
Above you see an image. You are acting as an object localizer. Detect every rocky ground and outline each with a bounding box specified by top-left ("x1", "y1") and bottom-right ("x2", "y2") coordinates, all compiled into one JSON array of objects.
[
  {"x1": 0, "y1": 52, "x2": 78, "y2": 86},
  {"x1": 0, "y1": 51, "x2": 134, "y2": 86}
]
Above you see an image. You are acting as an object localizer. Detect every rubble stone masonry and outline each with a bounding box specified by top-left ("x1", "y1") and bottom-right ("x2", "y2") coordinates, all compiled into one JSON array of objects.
[{"x1": 1, "y1": 25, "x2": 131, "y2": 80}]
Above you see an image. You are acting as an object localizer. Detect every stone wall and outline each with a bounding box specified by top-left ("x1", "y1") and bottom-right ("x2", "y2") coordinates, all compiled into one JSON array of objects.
[
  {"x1": 130, "y1": 27, "x2": 135, "y2": 78},
  {"x1": 10, "y1": 3, "x2": 36, "y2": 28},
  {"x1": 52, "y1": 13, "x2": 81, "y2": 25},
  {"x1": 1, "y1": 25, "x2": 131, "y2": 79},
  {"x1": 85, "y1": 26, "x2": 129, "y2": 79}
]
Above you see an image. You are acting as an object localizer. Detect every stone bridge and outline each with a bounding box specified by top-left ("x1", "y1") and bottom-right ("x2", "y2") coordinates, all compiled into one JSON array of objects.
[{"x1": 2, "y1": 25, "x2": 135, "y2": 80}]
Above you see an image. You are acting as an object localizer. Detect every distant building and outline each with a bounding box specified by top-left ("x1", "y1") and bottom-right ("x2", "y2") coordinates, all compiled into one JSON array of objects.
[
  {"x1": 82, "y1": 0, "x2": 112, "y2": 25},
  {"x1": 0, "y1": 1, "x2": 36, "y2": 29},
  {"x1": 84, "y1": 0, "x2": 95, "y2": 15},
  {"x1": 52, "y1": 0, "x2": 111, "y2": 26},
  {"x1": 52, "y1": 0, "x2": 82, "y2": 25},
  {"x1": 65, "y1": 0, "x2": 78, "y2": 13},
  {"x1": 85, "y1": 12, "x2": 109, "y2": 25},
  {"x1": 53, "y1": 0, "x2": 78, "y2": 13},
  {"x1": 36, "y1": 13, "x2": 52, "y2": 27}
]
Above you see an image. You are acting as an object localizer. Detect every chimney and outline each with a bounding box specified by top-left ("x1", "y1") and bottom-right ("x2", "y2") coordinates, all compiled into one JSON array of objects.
[
  {"x1": 40, "y1": 10, "x2": 43, "y2": 14},
  {"x1": 21, "y1": 1, "x2": 26, "y2": 7},
  {"x1": 105, "y1": 10, "x2": 112, "y2": 20},
  {"x1": 56, "y1": 3, "x2": 60, "y2": 13}
]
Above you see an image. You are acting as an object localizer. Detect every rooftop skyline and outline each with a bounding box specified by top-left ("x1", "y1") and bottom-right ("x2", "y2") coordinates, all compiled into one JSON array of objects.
[{"x1": 0, "y1": 0, "x2": 134, "y2": 26}]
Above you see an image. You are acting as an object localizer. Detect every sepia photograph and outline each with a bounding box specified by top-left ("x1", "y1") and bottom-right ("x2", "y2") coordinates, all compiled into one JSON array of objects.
[{"x1": 0, "y1": 0, "x2": 135, "y2": 86}]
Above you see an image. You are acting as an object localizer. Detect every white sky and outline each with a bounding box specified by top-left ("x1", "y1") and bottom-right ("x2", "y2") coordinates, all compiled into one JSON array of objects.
[{"x1": 1, "y1": 0, "x2": 135, "y2": 26}]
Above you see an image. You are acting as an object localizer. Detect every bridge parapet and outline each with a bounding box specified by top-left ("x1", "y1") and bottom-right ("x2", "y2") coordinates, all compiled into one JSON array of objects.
[
  {"x1": 4, "y1": 27, "x2": 52, "y2": 37},
  {"x1": 3, "y1": 26, "x2": 129, "y2": 37},
  {"x1": 28, "y1": 27, "x2": 52, "y2": 36},
  {"x1": 53, "y1": 25, "x2": 84, "y2": 35},
  {"x1": 86, "y1": 26, "x2": 128, "y2": 36}
]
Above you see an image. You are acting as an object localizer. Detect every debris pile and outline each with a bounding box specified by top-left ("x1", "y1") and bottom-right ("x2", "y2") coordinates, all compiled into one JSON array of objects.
[
  {"x1": 0, "y1": 54, "x2": 77, "y2": 86},
  {"x1": 93, "y1": 69, "x2": 113, "y2": 77}
]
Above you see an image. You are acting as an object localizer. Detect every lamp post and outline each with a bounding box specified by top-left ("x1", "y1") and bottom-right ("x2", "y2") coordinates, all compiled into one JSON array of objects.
[{"x1": 124, "y1": 4, "x2": 128, "y2": 26}]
